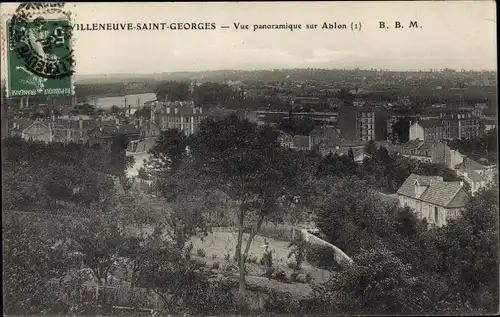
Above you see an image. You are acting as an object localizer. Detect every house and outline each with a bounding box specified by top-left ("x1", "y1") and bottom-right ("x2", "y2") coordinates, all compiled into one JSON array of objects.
[
  {"x1": 454, "y1": 157, "x2": 486, "y2": 175},
  {"x1": 11, "y1": 119, "x2": 53, "y2": 143},
  {"x1": 277, "y1": 131, "x2": 293, "y2": 149},
  {"x1": 309, "y1": 125, "x2": 340, "y2": 149},
  {"x1": 51, "y1": 116, "x2": 98, "y2": 144},
  {"x1": 292, "y1": 135, "x2": 310, "y2": 151},
  {"x1": 88, "y1": 124, "x2": 140, "y2": 151},
  {"x1": 455, "y1": 169, "x2": 487, "y2": 195},
  {"x1": 401, "y1": 140, "x2": 464, "y2": 169},
  {"x1": 396, "y1": 174, "x2": 470, "y2": 227},
  {"x1": 409, "y1": 120, "x2": 444, "y2": 142}
]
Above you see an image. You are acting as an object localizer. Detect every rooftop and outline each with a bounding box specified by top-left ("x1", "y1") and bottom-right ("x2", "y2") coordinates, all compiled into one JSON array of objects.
[{"x1": 397, "y1": 173, "x2": 468, "y2": 208}]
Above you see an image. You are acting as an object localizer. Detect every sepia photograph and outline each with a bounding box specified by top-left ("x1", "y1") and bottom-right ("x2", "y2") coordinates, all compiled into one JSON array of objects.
[{"x1": 1, "y1": 1, "x2": 498, "y2": 316}]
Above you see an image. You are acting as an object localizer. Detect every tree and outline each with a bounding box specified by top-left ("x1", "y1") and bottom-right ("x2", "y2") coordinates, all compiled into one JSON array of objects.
[
  {"x1": 391, "y1": 117, "x2": 411, "y2": 144},
  {"x1": 64, "y1": 213, "x2": 130, "y2": 312},
  {"x1": 363, "y1": 140, "x2": 377, "y2": 157},
  {"x1": 314, "y1": 176, "x2": 394, "y2": 255},
  {"x1": 110, "y1": 105, "x2": 122, "y2": 115},
  {"x1": 193, "y1": 82, "x2": 236, "y2": 108},
  {"x1": 438, "y1": 183, "x2": 499, "y2": 312},
  {"x1": 188, "y1": 115, "x2": 302, "y2": 305},
  {"x1": 155, "y1": 81, "x2": 190, "y2": 102},
  {"x1": 331, "y1": 245, "x2": 419, "y2": 314},
  {"x1": 145, "y1": 128, "x2": 187, "y2": 199},
  {"x1": 3, "y1": 212, "x2": 74, "y2": 314}
]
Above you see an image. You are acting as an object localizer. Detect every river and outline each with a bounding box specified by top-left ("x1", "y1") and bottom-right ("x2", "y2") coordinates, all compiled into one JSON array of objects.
[{"x1": 90, "y1": 93, "x2": 156, "y2": 109}]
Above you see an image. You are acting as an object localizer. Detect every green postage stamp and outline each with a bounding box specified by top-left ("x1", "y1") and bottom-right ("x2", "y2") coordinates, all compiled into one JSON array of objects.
[{"x1": 5, "y1": 3, "x2": 74, "y2": 97}]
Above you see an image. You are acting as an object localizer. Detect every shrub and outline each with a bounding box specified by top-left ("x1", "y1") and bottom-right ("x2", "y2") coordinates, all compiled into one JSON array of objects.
[
  {"x1": 212, "y1": 254, "x2": 217, "y2": 260},
  {"x1": 287, "y1": 262, "x2": 300, "y2": 270},
  {"x1": 260, "y1": 248, "x2": 273, "y2": 268},
  {"x1": 264, "y1": 266, "x2": 275, "y2": 278},
  {"x1": 196, "y1": 248, "x2": 206, "y2": 257},
  {"x1": 287, "y1": 234, "x2": 307, "y2": 269},
  {"x1": 272, "y1": 268, "x2": 288, "y2": 282},
  {"x1": 211, "y1": 261, "x2": 220, "y2": 270},
  {"x1": 306, "y1": 243, "x2": 343, "y2": 271},
  {"x1": 247, "y1": 255, "x2": 258, "y2": 264},
  {"x1": 306, "y1": 273, "x2": 312, "y2": 283},
  {"x1": 264, "y1": 290, "x2": 299, "y2": 313}
]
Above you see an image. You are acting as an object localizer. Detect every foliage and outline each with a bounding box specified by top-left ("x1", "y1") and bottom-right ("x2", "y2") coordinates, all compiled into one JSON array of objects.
[
  {"x1": 3, "y1": 212, "x2": 75, "y2": 314},
  {"x1": 278, "y1": 116, "x2": 320, "y2": 136},
  {"x1": 2, "y1": 137, "x2": 122, "y2": 213},
  {"x1": 155, "y1": 81, "x2": 190, "y2": 102},
  {"x1": 188, "y1": 114, "x2": 303, "y2": 299},
  {"x1": 330, "y1": 246, "x2": 418, "y2": 314},
  {"x1": 287, "y1": 233, "x2": 307, "y2": 269},
  {"x1": 145, "y1": 128, "x2": 187, "y2": 200},
  {"x1": 315, "y1": 176, "x2": 394, "y2": 255},
  {"x1": 306, "y1": 243, "x2": 342, "y2": 271},
  {"x1": 192, "y1": 82, "x2": 237, "y2": 108},
  {"x1": 390, "y1": 117, "x2": 412, "y2": 144},
  {"x1": 448, "y1": 128, "x2": 498, "y2": 164}
]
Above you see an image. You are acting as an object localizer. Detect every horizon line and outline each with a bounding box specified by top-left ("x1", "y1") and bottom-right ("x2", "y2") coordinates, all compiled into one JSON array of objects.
[{"x1": 75, "y1": 67, "x2": 498, "y2": 77}]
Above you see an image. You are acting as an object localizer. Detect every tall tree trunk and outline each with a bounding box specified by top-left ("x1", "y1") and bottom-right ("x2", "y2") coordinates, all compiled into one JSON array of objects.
[{"x1": 235, "y1": 204, "x2": 247, "y2": 309}]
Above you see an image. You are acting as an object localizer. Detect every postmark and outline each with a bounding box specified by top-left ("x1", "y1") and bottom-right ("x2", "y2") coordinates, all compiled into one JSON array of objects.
[{"x1": 6, "y1": 2, "x2": 75, "y2": 97}]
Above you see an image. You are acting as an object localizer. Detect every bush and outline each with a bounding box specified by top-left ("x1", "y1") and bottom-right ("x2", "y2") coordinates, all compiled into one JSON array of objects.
[
  {"x1": 211, "y1": 262, "x2": 220, "y2": 270},
  {"x1": 306, "y1": 273, "x2": 312, "y2": 283},
  {"x1": 211, "y1": 254, "x2": 217, "y2": 260},
  {"x1": 246, "y1": 255, "x2": 258, "y2": 264},
  {"x1": 264, "y1": 290, "x2": 299, "y2": 313},
  {"x1": 264, "y1": 266, "x2": 275, "y2": 278},
  {"x1": 287, "y1": 262, "x2": 300, "y2": 270},
  {"x1": 307, "y1": 244, "x2": 342, "y2": 271},
  {"x1": 272, "y1": 268, "x2": 288, "y2": 282},
  {"x1": 260, "y1": 248, "x2": 273, "y2": 268},
  {"x1": 196, "y1": 248, "x2": 206, "y2": 257},
  {"x1": 287, "y1": 234, "x2": 307, "y2": 269}
]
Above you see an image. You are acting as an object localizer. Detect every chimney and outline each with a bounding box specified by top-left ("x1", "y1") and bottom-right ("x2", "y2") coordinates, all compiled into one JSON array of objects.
[
  {"x1": 99, "y1": 126, "x2": 103, "y2": 132},
  {"x1": 166, "y1": 107, "x2": 171, "y2": 114},
  {"x1": 193, "y1": 107, "x2": 196, "y2": 114},
  {"x1": 460, "y1": 181, "x2": 464, "y2": 187},
  {"x1": 463, "y1": 172, "x2": 468, "y2": 178},
  {"x1": 199, "y1": 107, "x2": 203, "y2": 114},
  {"x1": 174, "y1": 108, "x2": 178, "y2": 115},
  {"x1": 79, "y1": 116, "x2": 83, "y2": 129}
]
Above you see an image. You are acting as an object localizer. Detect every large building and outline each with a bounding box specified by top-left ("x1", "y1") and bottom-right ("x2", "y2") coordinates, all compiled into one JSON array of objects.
[
  {"x1": 409, "y1": 120, "x2": 445, "y2": 142},
  {"x1": 337, "y1": 106, "x2": 388, "y2": 142},
  {"x1": 151, "y1": 101, "x2": 206, "y2": 136}
]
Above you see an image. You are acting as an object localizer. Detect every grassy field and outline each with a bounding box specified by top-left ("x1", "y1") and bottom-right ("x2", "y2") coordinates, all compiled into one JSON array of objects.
[{"x1": 189, "y1": 231, "x2": 332, "y2": 284}]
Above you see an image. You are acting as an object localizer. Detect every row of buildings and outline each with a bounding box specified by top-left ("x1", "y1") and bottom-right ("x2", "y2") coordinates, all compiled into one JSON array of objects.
[{"x1": 6, "y1": 101, "x2": 238, "y2": 153}]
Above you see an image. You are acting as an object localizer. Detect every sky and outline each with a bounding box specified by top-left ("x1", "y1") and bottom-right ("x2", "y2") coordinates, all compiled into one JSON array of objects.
[{"x1": 0, "y1": 1, "x2": 497, "y2": 75}]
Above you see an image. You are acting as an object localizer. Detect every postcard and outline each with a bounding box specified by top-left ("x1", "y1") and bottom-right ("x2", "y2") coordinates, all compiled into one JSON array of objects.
[{"x1": 1, "y1": 2, "x2": 498, "y2": 316}]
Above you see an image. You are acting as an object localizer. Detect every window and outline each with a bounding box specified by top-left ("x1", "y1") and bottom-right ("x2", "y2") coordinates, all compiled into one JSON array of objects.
[{"x1": 434, "y1": 207, "x2": 439, "y2": 224}]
